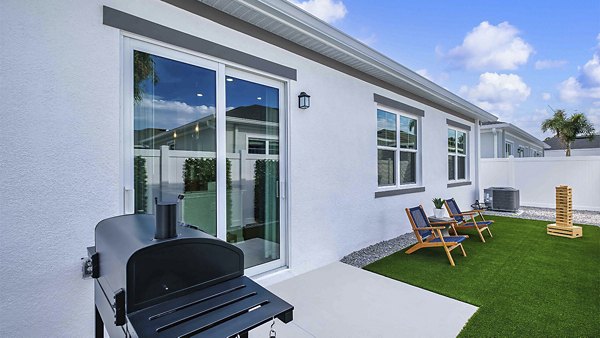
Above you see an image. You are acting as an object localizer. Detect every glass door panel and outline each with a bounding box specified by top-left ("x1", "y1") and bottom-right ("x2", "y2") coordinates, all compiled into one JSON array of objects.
[
  {"x1": 225, "y1": 74, "x2": 281, "y2": 269},
  {"x1": 132, "y1": 50, "x2": 218, "y2": 235}
]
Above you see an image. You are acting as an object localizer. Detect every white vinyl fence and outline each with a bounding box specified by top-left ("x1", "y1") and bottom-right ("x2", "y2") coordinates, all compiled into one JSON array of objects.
[{"x1": 480, "y1": 156, "x2": 600, "y2": 211}]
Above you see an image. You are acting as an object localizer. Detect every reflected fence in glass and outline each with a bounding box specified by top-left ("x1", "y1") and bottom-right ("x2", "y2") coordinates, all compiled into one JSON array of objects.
[
  {"x1": 226, "y1": 76, "x2": 281, "y2": 269},
  {"x1": 133, "y1": 50, "x2": 217, "y2": 235}
]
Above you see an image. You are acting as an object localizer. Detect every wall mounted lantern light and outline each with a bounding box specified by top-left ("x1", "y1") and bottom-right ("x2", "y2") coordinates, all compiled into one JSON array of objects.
[{"x1": 298, "y1": 92, "x2": 310, "y2": 109}]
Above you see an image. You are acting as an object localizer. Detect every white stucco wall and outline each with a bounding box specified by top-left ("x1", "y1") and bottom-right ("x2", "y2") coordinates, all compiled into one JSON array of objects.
[
  {"x1": 480, "y1": 157, "x2": 600, "y2": 211},
  {"x1": 1, "y1": 1, "x2": 479, "y2": 336}
]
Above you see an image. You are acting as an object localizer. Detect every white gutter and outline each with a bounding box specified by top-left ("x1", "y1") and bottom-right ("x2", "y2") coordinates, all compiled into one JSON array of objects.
[{"x1": 209, "y1": 0, "x2": 498, "y2": 122}]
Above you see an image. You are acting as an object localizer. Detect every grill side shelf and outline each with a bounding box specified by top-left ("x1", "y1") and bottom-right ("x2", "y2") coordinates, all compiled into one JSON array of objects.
[{"x1": 128, "y1": 276, "x2": 293, "y2": 338}]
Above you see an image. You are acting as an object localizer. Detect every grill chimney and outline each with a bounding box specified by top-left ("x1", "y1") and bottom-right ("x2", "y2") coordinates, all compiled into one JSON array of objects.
[{"x1": 154, "y1": 199, "x2": 177, "y2": 239}]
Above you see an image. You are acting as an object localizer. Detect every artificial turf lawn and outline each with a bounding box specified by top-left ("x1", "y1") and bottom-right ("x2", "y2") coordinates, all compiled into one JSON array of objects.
[{"x1": 364, "y1": 216, "x2": 600, "y2": 337}]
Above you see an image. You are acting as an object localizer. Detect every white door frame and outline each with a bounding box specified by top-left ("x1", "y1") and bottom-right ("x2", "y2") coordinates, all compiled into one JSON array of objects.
[{"x1": 122, "y1": 36, "x2": 289, "y2": 276}]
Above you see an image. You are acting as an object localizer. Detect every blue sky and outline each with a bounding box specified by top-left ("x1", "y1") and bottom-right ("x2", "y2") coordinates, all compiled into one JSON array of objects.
[{"x1": 291, "y1": 0, "x2": 600, "y2": 139}]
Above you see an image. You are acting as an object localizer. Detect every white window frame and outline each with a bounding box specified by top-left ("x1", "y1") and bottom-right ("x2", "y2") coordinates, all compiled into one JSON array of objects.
[
  {"x1": 447, "y1": 127, "x2": 468, "y2": 182},
  {"x1": 376, "y1": 106, "x2": 421, "y2": 190},
  {"x1": 122, "y1": 35, "x2": 289, "y2": 277}
]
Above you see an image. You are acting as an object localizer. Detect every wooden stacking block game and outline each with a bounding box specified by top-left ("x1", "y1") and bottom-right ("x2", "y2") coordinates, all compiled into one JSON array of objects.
[{"x1": 547, "y1": 185, "x2": 582, "y2": 238}]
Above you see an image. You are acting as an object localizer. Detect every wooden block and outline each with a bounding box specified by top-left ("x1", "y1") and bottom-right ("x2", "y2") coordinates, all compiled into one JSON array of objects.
[{"x1": 547, "y1": 224, "x2": 582, "y2": 238}]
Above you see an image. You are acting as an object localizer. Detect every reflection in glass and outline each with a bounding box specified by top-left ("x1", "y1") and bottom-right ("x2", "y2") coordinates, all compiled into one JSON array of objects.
[
  {"x1": 448, "y1": 155, "x2": 456, "y2": 180},
  {"x1": 457, "y1": 131, "x2": 466, "y2": 154},
  {"x1": 133, "y1": 51, "x2": 217, "y2": 235},
  {"x1": 400, "y1": 152, "x2": 416, "y2": 184},
  {"x1": 226, "y1": 76, "x2": 280, "y2": 268},
  {"x1": 400, "y1": 116, "x2": 417, "y2": 149},
  {"x1": 377, "y1": 110, "x2": 397, "y2": 147},
  {"x1": 457, "y1": 156, "x2": 466, "y2": 180},
  {"x1": 378, "y1": 149, "x2": 396, "y2": 186},
  {"x1": 448, "y1": 129, "x2": 456, "y2": 152}
]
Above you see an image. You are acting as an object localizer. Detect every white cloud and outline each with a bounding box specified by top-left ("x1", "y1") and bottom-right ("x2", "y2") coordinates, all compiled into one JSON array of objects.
[
  {"x1": 445, "y1": 21, "x2": 533, "y2": 70},
  {"x1": 512, "y1": 108, "x2": 554, "y2": 139},
  {"x1": 542, "y1": 92, "x2": 551, "y2": 101},
  {"x1": 534, "y1": 59, "x2": 567, "y2": 69},
  {"x1": 580, "y1": 54, "x2": 600, "y2": 86},
  {"x1": 460, "y1": 73, "x2": 530, "y2": 117},
  {"x1": 558, "y1": 36, "x2": 600, "y2": 102},
  {"x1": 290, "y1": 0, "x2": 347, "y2": 23},
  {"x1": 136, "y1": 96, "x2": 215, "y2": 130}
]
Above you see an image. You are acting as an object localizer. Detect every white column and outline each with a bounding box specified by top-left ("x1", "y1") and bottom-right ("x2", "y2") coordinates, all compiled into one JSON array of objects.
[{"x1": 216, "y1": 63, "x2": 227, "y2": 240}]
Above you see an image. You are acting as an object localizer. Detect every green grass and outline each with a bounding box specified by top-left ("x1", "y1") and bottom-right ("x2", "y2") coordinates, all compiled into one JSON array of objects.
[{"x1": 364, "y1": 216, "x2": 600, "y2": 337}]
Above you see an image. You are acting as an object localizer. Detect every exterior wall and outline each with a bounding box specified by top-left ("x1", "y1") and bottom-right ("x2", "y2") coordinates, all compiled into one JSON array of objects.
[
  {"x1": 481, "y1": 131, "x2": 495, "y2": 158},
  {"x1": 1, "y1": 1, "x2": 479, "y2": 336},
  {"x1": 482, "y1": 128, "x2": 544, "y2": 158},
  {"x1": 545, "y1": 148, "x2": 600, "y2": 157},
  {"x1": 503, "y1": 132, "x2": 543, "y2": 158},
  {"x1": 480, "y1": 157, "x2": 600, "y2": 211}
]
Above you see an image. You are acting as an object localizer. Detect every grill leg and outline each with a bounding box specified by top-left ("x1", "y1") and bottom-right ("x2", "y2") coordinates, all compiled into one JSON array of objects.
[{"x1": 95, "y1": 306, "x2": 104, "y2": 338}]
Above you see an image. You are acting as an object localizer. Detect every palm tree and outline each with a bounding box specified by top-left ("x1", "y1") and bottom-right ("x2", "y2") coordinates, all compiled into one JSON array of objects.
[{"x1": 542, "y1": 110, "x2": 596, "y2": 156}]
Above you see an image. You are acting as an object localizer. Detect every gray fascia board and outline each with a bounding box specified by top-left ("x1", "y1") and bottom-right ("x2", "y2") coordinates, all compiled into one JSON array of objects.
[
  {"x1": 447, "y1": 181, "x2": 472, "y2": 188},
  {"x1": 103, "y1": 6, "x2": 297, "y2": 80},
  {"x1": 375, "y1": 187, "x2": 425, "y2": 198},
  {"x1": 374, "y1": 94, "x2": 424, "y2": 117},
  {"x1": 188, "y1": 0, "x2": 498, "y2": 122},
  {"x1": 446, "y1": 119, "x2": 471, "y2": 131}
]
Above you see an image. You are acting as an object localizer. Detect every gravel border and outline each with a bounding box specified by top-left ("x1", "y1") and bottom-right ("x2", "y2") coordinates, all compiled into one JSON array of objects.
[
  {"x1": 340, "y1": 232, "x2": 417, "y2": 268},
  {"x1": 484, "y1": 206, "x2": 600, "y2": 226},
  {"x1": 341, "y1": 206, "x2": 599, "y2": 269}
]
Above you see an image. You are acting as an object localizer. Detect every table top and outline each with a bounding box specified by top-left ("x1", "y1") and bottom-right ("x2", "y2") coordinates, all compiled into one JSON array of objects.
[{"x1": 428, "y1": 216, "x2": 455, "y2": 223}]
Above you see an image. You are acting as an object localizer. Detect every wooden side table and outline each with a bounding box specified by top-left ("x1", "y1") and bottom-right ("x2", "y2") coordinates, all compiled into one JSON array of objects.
[{"x1": 428, "y1": 216, "x2": 456, "y2": 236}]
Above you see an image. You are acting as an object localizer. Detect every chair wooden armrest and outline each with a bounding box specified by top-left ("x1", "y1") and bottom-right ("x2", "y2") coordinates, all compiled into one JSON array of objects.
[
  {"x1": 425, "y1": 226, "x2": 447, "y2": 230},
  {"x1": 430, "y1": 221, "x2": 456, "y2": 225}
]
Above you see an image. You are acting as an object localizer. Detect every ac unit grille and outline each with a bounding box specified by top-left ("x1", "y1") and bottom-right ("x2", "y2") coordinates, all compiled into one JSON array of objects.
[{"x1": 484, "y1": 187, "x2": 520, "y2": 212}]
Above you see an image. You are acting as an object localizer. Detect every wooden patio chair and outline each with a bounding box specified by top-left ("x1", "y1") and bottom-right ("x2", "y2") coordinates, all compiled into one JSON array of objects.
[
  {"x1": 405, "y1": 206, "x2": 468, "y2": 266},
  {"x1": 444, "y1": 198, "x2": 494, "y2": 242}
]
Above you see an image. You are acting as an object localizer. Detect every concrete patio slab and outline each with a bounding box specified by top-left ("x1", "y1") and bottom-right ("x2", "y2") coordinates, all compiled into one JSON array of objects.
[{"x1": 250, "y1": 262, "x2": 477, "y2": 337}]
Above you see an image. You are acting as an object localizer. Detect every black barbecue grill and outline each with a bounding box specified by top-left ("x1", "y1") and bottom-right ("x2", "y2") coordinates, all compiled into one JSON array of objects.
[{"x1": 90, "y1": 202, "x2": 293, "y2": 337}]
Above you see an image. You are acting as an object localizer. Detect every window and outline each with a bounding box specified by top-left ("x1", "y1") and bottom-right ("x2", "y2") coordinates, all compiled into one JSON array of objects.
[
  {"x1": 448, "y1": 128, "x2": 467, "y2": 181},
  {"x1": 247, "y1": 138, "x2": 279, "y2": 155},
  {"x1": 377, "y1": 109, "x2": 418, "y2": 187},
  {"x1": 505, "y1": 142, "x2": 513, "y2": 157}
]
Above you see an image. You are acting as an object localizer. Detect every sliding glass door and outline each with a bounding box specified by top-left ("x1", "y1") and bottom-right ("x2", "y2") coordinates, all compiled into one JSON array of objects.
[
  {"x1": 225, "y1": 69, "x2": 283, "y2": 270},
  {"x1": 124, "y1": 38, "x2": 286, "y2": 274}
]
